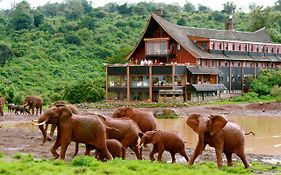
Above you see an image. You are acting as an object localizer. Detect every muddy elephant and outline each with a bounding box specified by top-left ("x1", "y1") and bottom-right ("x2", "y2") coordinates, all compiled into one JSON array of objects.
[
  {"x1": 24, "y1": 96, "x2": 43, "y2": 115},
  {"x1": 139, "y1": 130, "x2": 189, "y2": 163},
  {"x1": 33, "y1": 105, "x2": 112, "y2": 160},
  {"x1": 42, "y1": 101, "x2": 79, "y2": 143},
  {"x1": 74, "y1": 139, "x2": 123, "y2": 160},
  {"x1": 186, "y1": 113, "x2": 250, "y2": 169},
  {"x1": 0, "y1": 97, "x2": 4, "y2": 116},
  {"x1": 112, "y1": 107, "x2": 157, "y2": 133}
]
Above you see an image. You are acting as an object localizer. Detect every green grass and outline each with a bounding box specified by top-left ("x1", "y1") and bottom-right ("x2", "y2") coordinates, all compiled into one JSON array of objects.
[{"x1": 0, "y1": 153, "x2": 280, "y2": 175}]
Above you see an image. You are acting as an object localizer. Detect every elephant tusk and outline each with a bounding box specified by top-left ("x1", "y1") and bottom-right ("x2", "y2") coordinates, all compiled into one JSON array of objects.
[
  {"x1": 32, "y1": 121, "x2": 46, "y2": 126},
  {"x1": 139, "y1": 143, "x2": 144, "y2": 148},
  {"x1": 32, "y1": 119, "x2": 38, "y2": 122}
]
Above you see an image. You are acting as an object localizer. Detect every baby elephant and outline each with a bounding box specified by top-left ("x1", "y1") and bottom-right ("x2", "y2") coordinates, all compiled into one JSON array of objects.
[
  {"x1": 139, "y1": 130, "x2": 189, "y2": 163},
  {"x1": 73, "y1": 139, "x2": 123, "y2": 160},
  {"x1": 15, "y1": 105, "x2": 29, "y2": 115}
]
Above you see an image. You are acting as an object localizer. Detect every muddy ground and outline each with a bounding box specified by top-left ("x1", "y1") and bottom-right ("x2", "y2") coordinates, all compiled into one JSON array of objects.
[{"x1": 0, "y1": 102, "x2": 281, "y2": 166}]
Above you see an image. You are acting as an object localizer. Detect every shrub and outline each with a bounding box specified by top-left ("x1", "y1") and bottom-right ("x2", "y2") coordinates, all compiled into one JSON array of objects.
[{"x1": 232, "y1": 92, "x2": 259, "y2": 102}]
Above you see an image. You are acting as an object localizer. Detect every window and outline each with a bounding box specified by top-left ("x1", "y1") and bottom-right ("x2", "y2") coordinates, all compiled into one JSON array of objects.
[
  {"x1": 146, "y1": 40, "x2": 168, "y2": 55},
  {"x1": 211, "y1": 42, "x2": 215, "y2": 49},
  {"x1": 211, "y1": 60, "x2": 215, "y2": 66},
  {"x1": 218, "y1": 60, "x2": 221, "y2": 66},
  {"x1": 218, "y1": 42, "x2": 222, "y2": 50},
  {"x1": 238, "y1": 61, "x2": 240, "y2": 67},
  {"x1": 245, "y1": 44, "x2": 248, "y2": 51},
  {"x1": 225, "y1": 43, "x2": 228, "y2": 50},
  {"x1": 232, "y1": 43, "x2": 235, "y2": 51}
]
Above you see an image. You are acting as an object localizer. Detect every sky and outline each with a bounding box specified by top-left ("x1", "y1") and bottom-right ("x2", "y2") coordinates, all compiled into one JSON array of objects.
[{"x1": 0, "y1": 0, "x2": 277, "y2": 11}]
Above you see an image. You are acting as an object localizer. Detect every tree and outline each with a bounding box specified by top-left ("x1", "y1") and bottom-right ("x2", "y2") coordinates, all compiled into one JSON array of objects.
[
  {"x1": 275, "y1": 0, "x2": 281, "y2": 11},
  {"x1": 0, "y1": 44, "x2": 14, "y2": 66},
  {"x1": 222, "y1": 1, "x2": 236, "y2": 14},
  {"x1": 183, "y1": 2, "x2": 195, "y2": 12},
  {"x1": 177, "y1": 18, "x2": 187, "y2": 26},
  {"x1": 118, "y1": 3, "x2": 133, "y2": 15},
  {"x1": 10, "y1": 1, "x2": 34, "y2": 30},
  {"x1": 198, "y1": 4, "x2": 212, "y2": 12},
  {"x1": 33, "y1": 10, "x2": 44, "y2": 27},
  {"x1": 64, "y1": 0, "x2": 85, "y2": 20}
]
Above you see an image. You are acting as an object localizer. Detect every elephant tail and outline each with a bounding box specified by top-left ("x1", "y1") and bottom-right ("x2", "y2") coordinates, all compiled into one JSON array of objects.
[{"x1": 245, "y1": 131, "x2": 255, "y2": 136}]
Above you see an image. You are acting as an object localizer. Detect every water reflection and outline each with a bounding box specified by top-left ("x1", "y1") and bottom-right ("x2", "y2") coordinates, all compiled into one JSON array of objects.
[{"x1": 157, "y1": 116, "x2": 281, "y2": 155}]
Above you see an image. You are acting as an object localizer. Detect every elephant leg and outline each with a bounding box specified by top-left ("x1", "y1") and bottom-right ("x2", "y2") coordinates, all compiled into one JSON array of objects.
[
  {"x1": 99, "y1": 147, "x2": 112, "y2": 160},
  {"x1": 121, "y1": 147, "x2": 126, "y2": 160},
  {"x1": 72, "y1": 142, "x2": 79, "y2": 158},
  {"x1": 157, "y1": 145, "x2": 165, "y2": 162},
  {"x1": 170, "y1": 152, "x2": 176, "y2": 163},
  {"x1": 224, "y1": 151, "x2": 233, "y2": 166},
  {"x1": 179, "y1": 149, "x2": 189, "y2": 163},
  {"x1": 129, "y1": 145, "x2": 141, "y2": 160},
  {"x1": 50, "y1": 124, "x2": 56, "y2": 138},
  {"x1": 236, "y1": 152, "x2": 250, "y2": 168},
  {"x1": 215, "y1": 147, "x2": 223, "y2": 169},
  {"x1": 189, "y1": 143, "x2": 206, "y2": 165},
  {"x1": 59, "y1": 136, "x2": 71, "y2": 160},
  {"x1": 149, "y1": 144, "x2": 158, "y2": 161},
  {"x1": 51, "y1": 140, "x2": 61, "y2": 159}
]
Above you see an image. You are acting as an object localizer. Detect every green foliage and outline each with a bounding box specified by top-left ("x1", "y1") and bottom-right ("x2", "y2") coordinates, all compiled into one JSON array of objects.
[
  {"x1": 10, "y1": 1, "x2": 34, "y2": 30},
  {"x1": 0, "y1": 44, "x2": 14, "y2": 66},
  {"x1": 184, "y1": 2, "x2": 195, "y2": 12},
  {"x1": 251, "y1": 69, "x2": 281, "y2": 96},
  {"x1": 232, "y1": 92, "x2": 259, "y2": 102},
  {"x1": 177, "y1": 18, "x2": 187, "y2": 26},
  {"x1": 64, "y1": 78, "x2": 105, "y2": 103},
  {"x1": 222, "y1": 1, "x2": 236, "y2": 14}
]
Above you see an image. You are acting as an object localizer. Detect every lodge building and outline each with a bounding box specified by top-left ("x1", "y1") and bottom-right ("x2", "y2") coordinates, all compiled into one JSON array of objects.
[{"x1": 106, "y1": 13, "x2": 281, "y2": 103}]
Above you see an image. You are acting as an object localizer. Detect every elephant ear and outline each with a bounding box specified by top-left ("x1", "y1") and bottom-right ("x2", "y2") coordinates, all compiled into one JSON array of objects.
[
  {"x1": 150, "y1": 130, "x2": 162, "y2": 144},
  {"x1": 186, "y1": 113, "x2": 201, "y2": 134},
  {"x1": 124, "y1": 107, "x2": 134, "y2": 118},
  {"x1": 209, "y1": 114, "x2": 228, "y2": 136}
]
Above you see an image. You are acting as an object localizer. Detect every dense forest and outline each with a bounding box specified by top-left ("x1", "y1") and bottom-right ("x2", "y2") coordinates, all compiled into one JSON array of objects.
[{"x1": 0, "y1": 0, "x2": 281, "y2": 104}]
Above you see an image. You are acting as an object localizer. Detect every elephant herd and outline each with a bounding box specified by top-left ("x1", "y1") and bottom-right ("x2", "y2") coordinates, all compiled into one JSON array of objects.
[
  {"x1": 32, "y1": 102, "x2": 252, "y2": 169},
  {"x1": 0, "y1": 95, "x2": 43, "y2": 116}
]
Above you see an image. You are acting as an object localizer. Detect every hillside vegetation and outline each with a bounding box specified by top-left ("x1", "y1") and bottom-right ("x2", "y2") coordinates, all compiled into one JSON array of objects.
[{"x1": 0, "y1": 0, "x2": 280, "y2": 104}]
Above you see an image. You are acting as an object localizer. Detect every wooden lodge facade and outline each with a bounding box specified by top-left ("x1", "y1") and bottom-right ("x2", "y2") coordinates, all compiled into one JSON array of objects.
[{"x1": 106, "y1": 14, "x2": 281, "y2": 103}]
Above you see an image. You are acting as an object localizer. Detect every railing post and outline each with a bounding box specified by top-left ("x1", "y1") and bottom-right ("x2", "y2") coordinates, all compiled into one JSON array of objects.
[
  {"x1": 149, "y1": 64, "x2": 153, "y2": 102},
  {"x1": 127, "y1": 64, "x2": 130, "y2": 103}
]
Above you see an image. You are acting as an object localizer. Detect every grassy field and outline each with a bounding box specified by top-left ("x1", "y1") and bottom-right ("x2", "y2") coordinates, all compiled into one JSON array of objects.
[{"x1": 0, "y1": 153, "x2": 280, "y2": 175}]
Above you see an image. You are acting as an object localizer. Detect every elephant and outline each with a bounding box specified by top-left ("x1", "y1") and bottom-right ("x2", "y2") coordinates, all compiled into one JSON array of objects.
[
  {"x1": 42, "y1": 101, "x2": 79, "y2": 142},
  {"x1": 73, "y1": 139, "x2": 123, "y2": 161},
  {"x1": 139, "y1": 130, "x2": 189, "y2": 163},
  {"x1": 0, "y1": 97, "x2": 4, "y2": 116},
  {"x1": 14, "y1": 105, "x2": 29, "y2": 115},
  {"x1": 24, "y1": 96, "x2": 43, "y2": 115},
  {"x1": 94, "y1": 114, "x2": 142, "y2": 160},
  {"x1": 186, "y1": 113, "x2": 250, "y2": 169},
  {"x1": 111, "y1": 107, "x2": 157, "y2": 133},
  {"x1": 8, "y1": 103, "x2": 16, "y2": 112},
  {"x1": 33, "y1": 105, "x2": 112, "y2": 160}
]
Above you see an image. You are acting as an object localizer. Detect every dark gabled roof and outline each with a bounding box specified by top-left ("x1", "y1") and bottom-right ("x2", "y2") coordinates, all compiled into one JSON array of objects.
[
  {"x1": 191, "y1": 84, "x2": 227, "y2": 92},
  {"x1": 186, "y1": 66, "x2": 220, "y2": 75},
  {"x1": 127, "y1": 14, "x2": 280, "y2": 61}
]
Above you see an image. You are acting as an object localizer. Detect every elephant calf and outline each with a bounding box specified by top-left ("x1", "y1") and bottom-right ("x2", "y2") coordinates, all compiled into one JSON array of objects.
[
  {"x1": 139, "y1": 130, "x2": 189, "y2": 163},
  {"x1": 73, "y1": 139, "x2": 123, "y2": 160}
]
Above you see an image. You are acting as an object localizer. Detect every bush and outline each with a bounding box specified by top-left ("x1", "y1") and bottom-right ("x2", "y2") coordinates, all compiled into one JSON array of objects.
[
  {"x1": 232, "y1": 92, "x2": 259, "y2": 102},
  {"x1": 63, "y1": 78, "x2": 105, "y2": 103}
]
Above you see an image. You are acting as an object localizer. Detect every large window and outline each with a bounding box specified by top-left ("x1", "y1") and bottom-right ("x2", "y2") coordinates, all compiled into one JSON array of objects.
[{"x1": 145, "y1": 39, "x2": 168, "y2": 55}]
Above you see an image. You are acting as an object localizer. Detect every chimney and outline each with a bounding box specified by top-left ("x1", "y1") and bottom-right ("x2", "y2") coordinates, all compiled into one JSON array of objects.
[{"x1": 225, "y1": 15, "x2": 235, "y2": 31}]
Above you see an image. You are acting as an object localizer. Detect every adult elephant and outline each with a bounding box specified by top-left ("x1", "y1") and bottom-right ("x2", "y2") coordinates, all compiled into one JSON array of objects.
[
  {"x1": 111, "y1": 107, "x2": 157, "y2": 133},
  {"x1": 139, "y1": 130, "x2": 189, "y2": 163},
  {"x1": 33, "y1": 105, "x2": 112, "y2": 160},
  {"x1": 24, "y1": 96, "x2": 43, "y2": 115},
  {"x1": 186, "y1": 113, "x2": 250, "y2": 169},
  {"x1": 0, "y1": 97, "x2": 4, "y2": 116},
  {"x1": 73, "y1": 114, "x2": 142, "y2": 160},
  {"x1": 43, "y1": 101, "x2": 79, "y2": 142}
]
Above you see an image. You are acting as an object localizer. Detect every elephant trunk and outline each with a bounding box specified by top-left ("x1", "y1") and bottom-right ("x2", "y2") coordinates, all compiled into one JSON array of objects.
[
  {"x1": 33, "y1": 115, "x2": 48, "y2": 143},
  {"x1": 197, "y1": 124, "x2": 206, "y2": 155}
]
